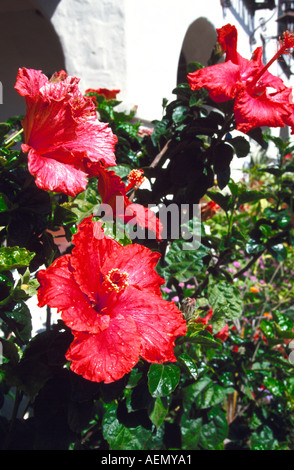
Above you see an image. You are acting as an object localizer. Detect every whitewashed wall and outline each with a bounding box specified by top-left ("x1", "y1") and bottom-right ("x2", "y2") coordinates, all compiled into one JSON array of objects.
[{"x1": 33, "y1": 0, "x2": 284, "y2": 121}]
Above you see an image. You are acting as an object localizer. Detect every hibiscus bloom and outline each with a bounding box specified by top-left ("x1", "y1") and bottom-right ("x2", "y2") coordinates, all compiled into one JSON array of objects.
[
  {"x1": 195, "y1": 308, "x2": 229, "y2": 342},
  {"x1": 85, "y1": 87, "x2": 120, "y2": 105},
  {"x1": 15, "y1": 68, "x2": 117, "y2": 196},
  {"x1": 187, "y1": 24, "x2": 294, "y2": 134},
  {"x1": 37, "y1": 216, "x2": 186, "y2": 383},
  {"x1": 91, "y1": 162, "x2": 163, "y2": 241},
  {"x1": 201, "y1": 200, "x2": 220, "y2": 221}
]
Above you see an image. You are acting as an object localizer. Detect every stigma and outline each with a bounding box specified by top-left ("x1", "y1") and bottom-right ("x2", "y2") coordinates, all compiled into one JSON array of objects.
[
  {"x1": 126, "y1": 169, "x2": 145, "y2": 192},
  {"x1": 103, "y1": 268, "x2": 129, "y2": 294}
]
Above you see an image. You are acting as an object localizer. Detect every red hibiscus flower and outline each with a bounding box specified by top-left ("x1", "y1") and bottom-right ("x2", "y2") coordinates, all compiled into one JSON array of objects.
[
  {"x1": 195, "y1": 308, "x2": 229, "y2": 342},
  {"x1": 37, "y1": 216, "x2": 186, "y2": 383},
  {"x1": 91, "y1": 163, "x2": 163, "y2": 241},
  {"x1": 187, "y1": 24, "x2": 294, "y2": 134},
  {"x1": 85, "y1": 87, "x2": 120, "y2": 105},
  {"x1": 15, "y1": 68, "x2": 117, "y2": 196},
  {"x1": 201, "y1": 200, "x2": 220, "y2": 221}
]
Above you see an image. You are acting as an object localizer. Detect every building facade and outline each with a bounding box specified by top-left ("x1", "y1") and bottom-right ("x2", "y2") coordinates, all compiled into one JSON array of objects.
[{"x1": 0, "y1": 0, "x2": 290, "y2": 123}]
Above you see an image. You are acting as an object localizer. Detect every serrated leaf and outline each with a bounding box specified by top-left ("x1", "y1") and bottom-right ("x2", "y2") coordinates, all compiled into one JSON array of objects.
[
  {"x1": 0, "y1": 246, "x2": 35, "y2": 272},
  {"x1": 207, "y1": 279, "x2": 243, "y2": 331},
  {"x1": 148, "y1": 363, "x2": 180, "y2": 398}
]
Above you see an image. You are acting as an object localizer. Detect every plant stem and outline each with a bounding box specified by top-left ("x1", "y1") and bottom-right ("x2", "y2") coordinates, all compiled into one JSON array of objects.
[{"x1": 4, "y1": 128, "x2": 24, "y2": 148}]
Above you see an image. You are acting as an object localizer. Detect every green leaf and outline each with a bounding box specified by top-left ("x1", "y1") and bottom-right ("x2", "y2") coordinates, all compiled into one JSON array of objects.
[
  {"x1": 185, "y1": 329, "x2": 222, "y2": 350},
  {"x1": 161, "y1": 239, "x2": 208, "y2": 282},
  {"x1": 229, "y1": 135, "x2": 250, "y2": 158},
  {"x1": 181, "y1": 417, "x2": 202, "y2": 449},
  {"x1": 148, "y1": 363, "x2": 180, "y2": 398},
  {"x1": 0, "y1": 192, "x2": 11, "y2": 212},
  {"x1": 206, "y1": 191, "x2": 233, "y2": 212},
  {"x1": 151, "y1": 119, "x2": 169, "y2": 146},
  {"x1": 3, "y1": 301, "x2": 32, "y2": 342},
  {"x1": 195, "y1": 382, "x2": 234, "y2": 409},
  {"x1": 102, "y1": 402, "x2": 152, "y2": 450},
  {"x1": 246, "y1": 238, "x2": 265, "y2": 254},
  {"x1": 238, "y1": 190, "x2": 272, "y2": 205},
  {"x1": 250, "y1": 426, "x2": 280, "y2": 450},
  {"x1": 172, "y1": 105, "x2": 189, "y2": 123},
  {"x1": 0, "y1": 246, "x2": 35, "y2": 272},
  {"x1": 178, "y1": 352, "x2": 198, "y2": 379},
  {"x1": 0, "y1": 273, "x2": 13, "y2": 304},
  {"x1": 268, "y1": 243, "x2": 287, "y2": 262},
  {"x1": 197, "y1": 406, "x2": 228, "y2": 449},
  {"x1": 207, "y1": 278, "x2": 243, "y2": 331},
  {"x1": 149, "y1": 397, "x2": 169, "y2": 428}
]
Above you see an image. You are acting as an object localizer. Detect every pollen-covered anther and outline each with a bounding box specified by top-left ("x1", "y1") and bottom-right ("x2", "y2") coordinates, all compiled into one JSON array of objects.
[
  {"x1": 103, "y1": 268, "x2": 129, "y2": 294},
  {"x1": 126, "y1": 169, "x2": 145, "y2": 191},
  {"x1": 280, "y1": 30, "x2": 294, "y2": 51}
]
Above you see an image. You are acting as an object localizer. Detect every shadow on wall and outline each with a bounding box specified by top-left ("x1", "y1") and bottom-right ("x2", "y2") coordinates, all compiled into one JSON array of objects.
[
  {"x1": 0, "y1": 2, "x2": 65, "y2": 121},
  {"x1": 177, "y1": 17, "x2": 218, "y2": 85}
]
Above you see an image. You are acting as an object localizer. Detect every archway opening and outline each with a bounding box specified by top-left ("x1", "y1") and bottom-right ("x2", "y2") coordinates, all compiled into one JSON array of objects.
[
  {"x1": 0, "y1": 3, "x2": 65, "y2": 121},
  {"x1": 177, "y1": 17, "x2": 218, "y2": 85}
]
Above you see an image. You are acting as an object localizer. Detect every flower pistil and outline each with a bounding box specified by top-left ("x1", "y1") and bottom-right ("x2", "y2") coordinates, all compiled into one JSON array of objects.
[{"x1": 103, "y1": 268, "x2": 129, "y2": 294}]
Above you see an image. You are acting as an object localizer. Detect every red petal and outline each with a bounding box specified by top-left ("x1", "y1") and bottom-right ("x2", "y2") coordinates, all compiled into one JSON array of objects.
[
  {"x1": 111, "y1": 286, "x2": 187, "y2": 363},
  {"x1": 65, "y1": 314, "x2": 141, "y2": 383},
  {"x1": 101, "y1": 243, "x2": 165, "y2": 296},
  {"x1": 125, "y1": 203, "x2": 163, "y2": 241},
  {"x1": 96, "y1": 164, "x2": 128, "y2": 209},
  {"x1": 16, "y1": 68, "x2": 117, "y2": 196},
  {"x1": 188, "y1": 61, "x2": 241, "y2": 102},
  {"x1": 70, "y1": 217, "x2": 120, "y2": 303},
  {"x1": 37, "y1": 255, "x2": 110, "y2": 334},
  {"x1": 26, "y1": 147, "x2": 88, "y2": 196},
  {"x1": 14, "y1": 68, "x2": 48, "y2": 98},
  {"x1": 216, "y1": 24, "x2": 239, "y2": 64},
  {"x1": 234, "y1": 86, "x2": 292, "y2": 133}
]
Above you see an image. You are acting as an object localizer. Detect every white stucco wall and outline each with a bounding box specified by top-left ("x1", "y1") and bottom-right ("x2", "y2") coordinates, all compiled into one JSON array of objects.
[
  {"x1": 123, "y1": 0, "x2": 251, "y2": 120},
  {"x1": 40, "y1": 0, "x2": 285, "y2": 123},
  {"x1": 1, "y1": 0, "x2": 289, "y2": 124}
]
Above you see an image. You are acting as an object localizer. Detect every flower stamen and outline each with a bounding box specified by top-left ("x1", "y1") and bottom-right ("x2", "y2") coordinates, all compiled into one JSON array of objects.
[
  {"x1": 103, "y1": 268, "x2": 129, "y2": 294},
  {"x1": 125, "y1": 169, "x2": 145, "y2": 192},
  {"x1": 250, "y1": 30, "x2": 294, "y2": 89}
]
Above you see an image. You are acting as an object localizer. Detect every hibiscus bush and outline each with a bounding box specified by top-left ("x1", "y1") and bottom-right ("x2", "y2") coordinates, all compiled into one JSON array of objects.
[{"x1": 1, "y1": 24, "x2": 294, "y2": 451}]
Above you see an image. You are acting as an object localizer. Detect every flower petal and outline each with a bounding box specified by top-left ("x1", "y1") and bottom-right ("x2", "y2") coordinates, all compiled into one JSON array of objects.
[
  {"x1": 187, "y1": 61, "x2": 241, "y2": 102},
  {"x1": 16, "y1": 67, "x2": 117, "y2": 196},
  {"x1": 70, "y1": 217, "x2": 120, "y2": 303},
  {"x1": 216, "y1": 23, "x2": 243, "y2": 66},
  {"x1": 65, "y1": 314, "x2": 141, "y2": 383},
  {"x1": 234, "y1": 86, "x2": 292, "y2": 133},
  {"x1": 124, "y1": 203, "x2": 163, "y2": 241},
  {"x1": 101, "y1": 243, "x2": 165, "y2": 296},
  {"x1": 14, "y1": 68, "x2": 48, "y2": 98},
  {"x1": 26, "y1": 147, "x2": 89, "y2": 196},
  {"x1": 111, "y1": 286, "x2": 187, "y2": 363},
  {"x1": 37, "y1": 255, "x2": 110, "y2": 333}
]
